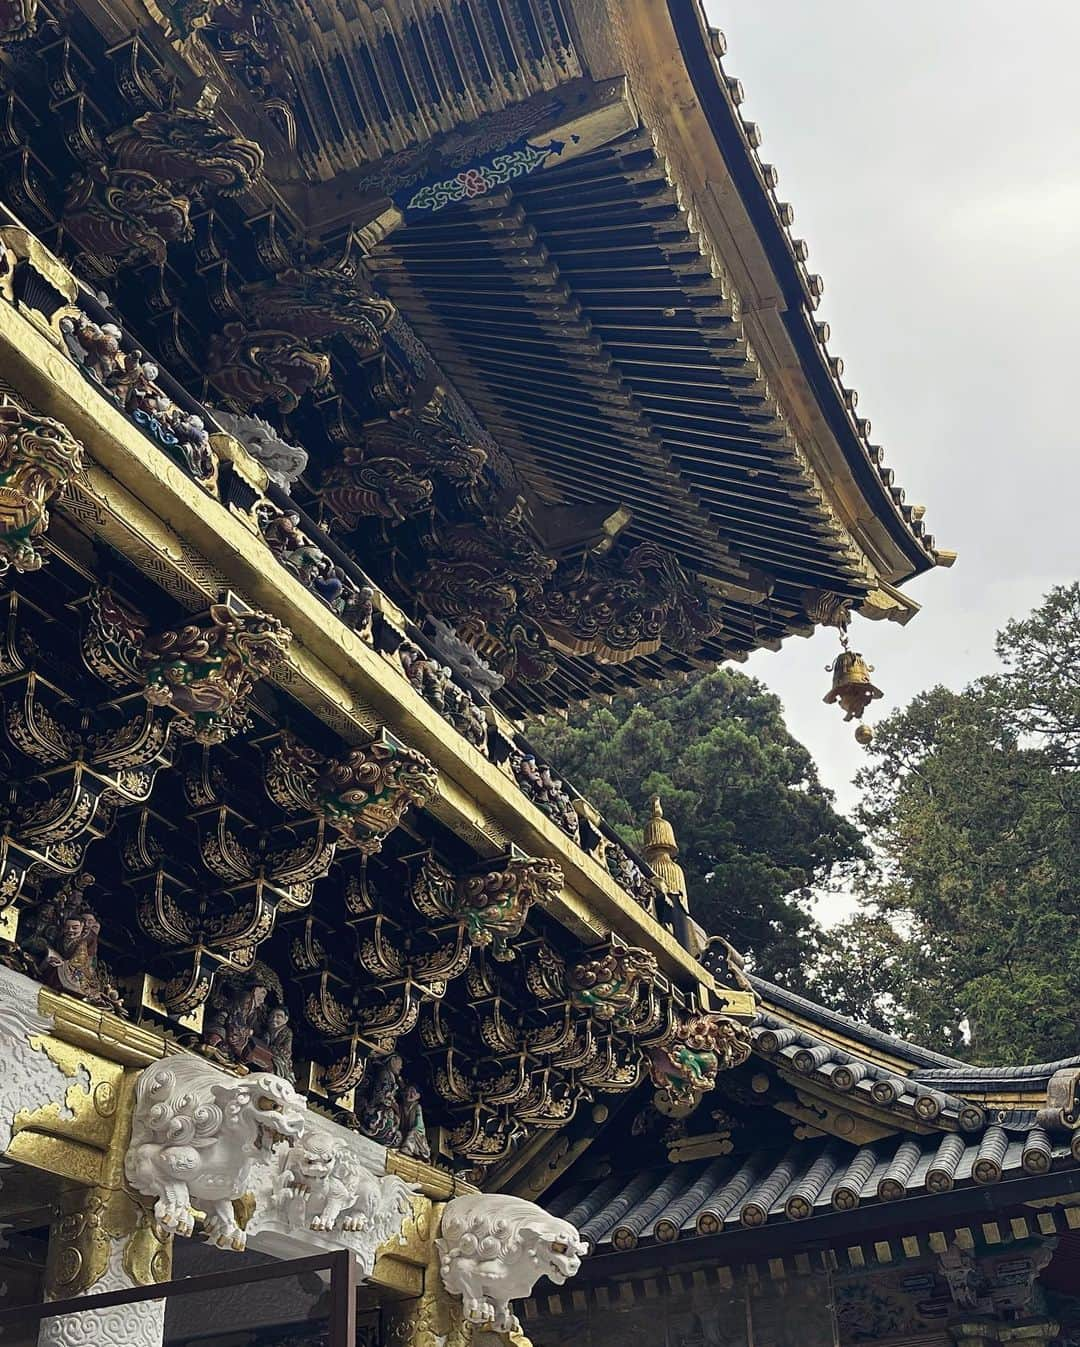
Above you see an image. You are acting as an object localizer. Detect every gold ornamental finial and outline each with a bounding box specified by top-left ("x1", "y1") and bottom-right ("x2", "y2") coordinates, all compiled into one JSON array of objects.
[{"x1": 642, "y1": 796, "x2": 688, "y2": 910}]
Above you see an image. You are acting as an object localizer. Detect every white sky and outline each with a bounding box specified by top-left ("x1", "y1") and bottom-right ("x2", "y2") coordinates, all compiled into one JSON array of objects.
[{"x1": 704, "y1": 3, "x2": 1080, "y2": 848}]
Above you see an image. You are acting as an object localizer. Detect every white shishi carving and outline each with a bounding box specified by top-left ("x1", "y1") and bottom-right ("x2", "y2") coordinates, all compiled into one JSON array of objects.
[
  {"x1": 124, "y1": 1056, "x2": 307, "y2": 1251},
  {"x1": 437, "y1": 1193, "x2": 587, "y2": 1333},
  {"x1": 247, "y1": 1120, "x2": 417, "y2": 1276},
  {"x1": 0, "y1": 965, "x2": 88, "y2": 1156},
  {"x1": 124, "y1": 1054, "x2": 417, "y2": 1276}
]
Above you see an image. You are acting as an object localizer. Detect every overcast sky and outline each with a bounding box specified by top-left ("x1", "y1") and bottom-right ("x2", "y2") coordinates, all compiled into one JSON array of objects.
[{"x1": 703, "y1": 3, "x2": 1080, "y2": 869}]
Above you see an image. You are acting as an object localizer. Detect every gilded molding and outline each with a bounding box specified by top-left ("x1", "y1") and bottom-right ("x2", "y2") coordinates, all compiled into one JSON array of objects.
[{"x1": 0, "y1": 964, "x2": 88, "y2": 1157}]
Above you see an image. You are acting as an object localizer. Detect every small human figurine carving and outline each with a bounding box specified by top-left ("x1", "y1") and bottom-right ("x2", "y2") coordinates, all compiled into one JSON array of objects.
[
  {"x1": 169, "y1": 410, "x2": 215, "y2": 479},
  {"x1": 399, "y1": 1082, "x2": 431, "y2": 1161},
  {"x1": 201, "y1": 966, "x2": 294, "y2": 1081},
  {"x1": 265, "y1": 1005, "x2": 296, "y2": 1084},
  {"x1": 24, "y1": 874, "x2": 123, "y2": 1011},
  {"x1": 357, "y1": 1052, "x2": 405, "y2": 1148},
  {"x1": 398, "y1": 642, "x2": 427, "y2": 694},
  {"x1": 339, "y1": 583, "x2": 374, "y2": 635},
  {"x1": 425, "y1": 662, "x2": 452, "y2": 713},
  {"x1": 106, "y1": 348, "x2": 158, "y2": 413},
  {"x1": 445, "y1": 683, "x2": 488, "y2": 751},
  {"x1": 202, "y1": 971, "x2": 268, "y2": 1064},
  {"x1": 260, "y1": 506, "x2": 306, "y2": 563},
  {"x1": 354, "y1": 1053, "x2": 431, "y2": 1157},
  {"x1": 60, "y1": 312, "x2": 123, "y2": 384},
  {"x1": 514, "y1": 752, "x2": 545, "y2": 799}
]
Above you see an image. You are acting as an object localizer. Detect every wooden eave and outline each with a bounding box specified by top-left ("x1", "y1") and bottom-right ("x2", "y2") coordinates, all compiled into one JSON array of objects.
[
  {"x1": 368, "y1": 132, "x2": 882, "y2": 705},
  {"x1": 564, "y1": 0, "x2": 946, "y2": 587}
]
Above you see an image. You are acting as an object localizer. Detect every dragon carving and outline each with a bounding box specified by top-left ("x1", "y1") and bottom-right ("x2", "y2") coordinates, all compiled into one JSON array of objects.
[
  {"x1": 567, "y1": 945, "x2": 658, "y2": 1026},
  {"x1": 453, "y1": 855, "x2": 563, "y2": 960},
  {"x1": 0, "y1": 398, "x2": 85, "y2": 575},
  {"x1": 140, "y1": 600, "x2": 291, "y2": 743},
  {"x1": 64, "y1": 99, "x2": 263, "y2": 277},
  {"x1": 208, "y1": 324, "x2": 331, "y2": 412},
  {"x1": 648, "y1": 1011, "x2": 752, "y2": 1110},
  {"x1": 266, "y1": 730, "x2": 438, "y2": 854}
]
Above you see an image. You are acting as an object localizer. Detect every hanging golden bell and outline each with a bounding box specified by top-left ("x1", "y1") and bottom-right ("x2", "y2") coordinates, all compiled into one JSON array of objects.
[{"x1": 823, "y1": 650, "x2": 883, "y2": 722}]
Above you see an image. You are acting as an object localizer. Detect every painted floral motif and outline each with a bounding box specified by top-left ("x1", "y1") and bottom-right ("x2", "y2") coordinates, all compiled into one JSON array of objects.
[{"x1": 405, "y1": 138, "x2": 568, "y2": 213}]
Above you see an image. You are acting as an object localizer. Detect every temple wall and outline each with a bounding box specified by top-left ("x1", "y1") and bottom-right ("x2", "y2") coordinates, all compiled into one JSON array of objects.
[{"x1": 523, "y1": 1245, "x2": 1071, "y2": 1347}]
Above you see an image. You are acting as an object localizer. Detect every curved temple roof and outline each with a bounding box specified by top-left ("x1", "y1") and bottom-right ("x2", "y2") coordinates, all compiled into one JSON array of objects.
[
  {"x1": 543, "y1": 970, "x2": 1080, "y2": 1264},
  {"x1": 0, "y1": 0, "x2": 952, "y2": 716}
]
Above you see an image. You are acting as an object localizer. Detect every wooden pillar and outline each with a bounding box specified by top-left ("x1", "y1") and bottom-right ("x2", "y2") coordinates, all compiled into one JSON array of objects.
[{"x1": 38, "y1": 1071, "x2": 172, "y2": 1347}]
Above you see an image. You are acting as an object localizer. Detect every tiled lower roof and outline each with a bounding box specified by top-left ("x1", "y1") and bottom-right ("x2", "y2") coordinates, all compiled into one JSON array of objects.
[
  {"x1": 548, "y1": 1130, "x2": 1079, "y2": 1252},
  {"x1": 748, "y1": 974, "x2": 1080, "y2": 1101}
]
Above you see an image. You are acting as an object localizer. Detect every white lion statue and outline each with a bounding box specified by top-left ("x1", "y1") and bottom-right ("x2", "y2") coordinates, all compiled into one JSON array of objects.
[
  {"x1": 277, "y1": 1127, "x2": 416, "y2": 1239},
  {"x1": 437, "y1": 1194, "x2": 587, "y2": 1333},
  {"x1": 124, "y1": 1056, "x2": 307, "y2": 1250}
]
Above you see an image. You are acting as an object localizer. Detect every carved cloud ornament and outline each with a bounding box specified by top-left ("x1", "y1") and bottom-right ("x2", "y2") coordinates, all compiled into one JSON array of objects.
[
  {"x1": 437, "y1": 1193, "x2": 587, "y2": 1334},
  {"x1": 124, "y1": 1054, "x2": 417, "y2": 1274},
  {"x1": 0, "y1": 964, "x2": 83, "y2": 1154}
]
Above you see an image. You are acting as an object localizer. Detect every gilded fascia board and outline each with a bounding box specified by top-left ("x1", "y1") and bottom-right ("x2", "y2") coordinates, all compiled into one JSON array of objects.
[{"x1": 0, "y1": 296, "x2": 712, "y2": 991}]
